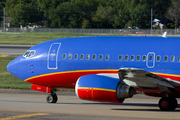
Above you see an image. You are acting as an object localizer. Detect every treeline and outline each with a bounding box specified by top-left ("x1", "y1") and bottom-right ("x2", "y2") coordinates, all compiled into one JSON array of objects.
[{"x1": 0, "y1": 0, "x2": 179, "y2": 28}]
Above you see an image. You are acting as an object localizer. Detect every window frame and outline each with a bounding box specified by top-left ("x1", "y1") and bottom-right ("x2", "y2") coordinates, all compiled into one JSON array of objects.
[
  {"x1": 80, "y1": 54, "x2": 84, "y2": 60},
  {"x1": 118, "y1": 55, "x2": 123, "y2": 61},
  {"x1": 130, "y1": 55, "x2": 134, "y2": 61},
  {"x1": 92, "y1": 54, "x2": 96, "y2": 60},
  {"x1": 156, "y1": 55, "x2": 161, "y2": 62},
  {"x1": 68, "y1": 54, "x2": 72, "y2": 60},
  {"x1": 124, "y1": 55, "x2": 129, "y2": 61},
  {"x1": 74, "y1": 54, "x2": 78, "y2": 60},
  {"x1": 105, "y1": 54, "x2": 109, "y2": 61},
  {"x1": 136, "y1": 55, "x2": 140, "y2": 61},
  {"x1": 149, "y1": 55, "x2": 153, "y2": 61},
  {"x1": 86, "y1": 54, "x2": 90, "y2": 60},
  {"x1": 178, "y1": 56, "x2": 180, "y2": 62},
  {"x1": 99, "y1": 54, "x2": 103, "y2": 60},
  {"x1": 62, "y1": 53, "x2": 66, "y2": 60},
  {"x1": 142, "y1": 55, "x2": 146, "y2": 61},
  {"x1": 171, "y1": 56, "x2": 175, "y2": 62},
  {"x1": 164, "y1": 56, "x2": 168, "y2": 62}
]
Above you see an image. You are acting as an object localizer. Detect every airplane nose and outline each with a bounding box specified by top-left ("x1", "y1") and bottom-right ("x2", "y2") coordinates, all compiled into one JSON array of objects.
[
  {"x1": 6, "y1": 56, "x2": 26, "y2": 80},
  {"x1": 7, "y1": 58, "x2": 17, "y2": 75}
]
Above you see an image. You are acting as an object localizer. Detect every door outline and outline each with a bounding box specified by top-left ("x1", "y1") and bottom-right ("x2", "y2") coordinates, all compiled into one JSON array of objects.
[
  {"x1": 146, "y1": 52, "x2": 155, "y2": 68},
  {"x1": 47, "y1": 43, "x2": 61, "y2": 69}
]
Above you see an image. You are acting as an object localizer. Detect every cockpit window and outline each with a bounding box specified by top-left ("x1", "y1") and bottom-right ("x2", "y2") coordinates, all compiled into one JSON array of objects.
[{"x1": 23, "y1": 50, "x2": 36, "y2": 58}]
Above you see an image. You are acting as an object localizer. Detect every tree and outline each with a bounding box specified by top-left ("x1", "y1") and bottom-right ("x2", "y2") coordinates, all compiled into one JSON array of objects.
[
  {"x1": 37, "y1": 0, "x2": 70, "y2": 17},
  {"x1": 2, "y1": 0, "x2": 174, "y2": 28},
  {"x1": 6, "y1": 0, "x2": 42, "y2": 26},
  {"x1": 72, "y1": 0, "x2": 99, "y2": 28},
  {"x1": 114, "y1": 0, "x2": 150, "y2": 28},
  {"x1": 48, "y1": 0, "x2": 99, "y2": 28},
  {"x1": 0, "y1": 0, "x2": 5, "y2": 10},
  {"x1": 0, "y1": 0, "x2": 5, "y2": 27},
  {"x1": 94, "y1": 5, "x2": 116, "y2": 28},
  {"x1": 128, "y1": 1, "x2": 149, "y2": 28},
  {"x1": 48, "y1": 1, "x2": 79, "y2": 28},
  {"x1": 166, "y1": 0, "x2": 180, "y2": 28}
]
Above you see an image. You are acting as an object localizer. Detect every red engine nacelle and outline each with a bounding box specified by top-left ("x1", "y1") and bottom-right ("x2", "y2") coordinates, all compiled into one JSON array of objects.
[{"x1": 75, "y1": 75, "x2": 137, "y2": 103}]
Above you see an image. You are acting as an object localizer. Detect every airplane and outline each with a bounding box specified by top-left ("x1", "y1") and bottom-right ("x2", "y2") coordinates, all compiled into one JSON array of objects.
[{"x1": 7, "y1": 34, "x2": 180, "y2": 111}]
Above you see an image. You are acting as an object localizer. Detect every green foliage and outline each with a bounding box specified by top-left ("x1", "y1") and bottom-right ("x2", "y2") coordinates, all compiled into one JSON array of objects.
[
  {"x1": 113, "y1": 0, "x2": 150, "y2": 28},
  {"x1": 48, "y1": 1, "x2": 80, "y2": 28},
  {"x1": 94, "y1": 5, "x2": 115, "y2": 28},
  {"x1": 6, "y1": 0, "x2": 42, "y2": 26},
  {"x1": 0, "y1": 0, "x2": 5, "y2": 16},
  {"x1": 166, "y1": 0, "x2": 180, "y2": 28},
  {"x1": 47, "y1": 0, "x2": 98, "y2": 28},
  {"x1": 2, "y1": 0, "x2": 176, "y2": 28},
  {"x1": 82, "y1": 19, "x2": 91, "y2": 28}
]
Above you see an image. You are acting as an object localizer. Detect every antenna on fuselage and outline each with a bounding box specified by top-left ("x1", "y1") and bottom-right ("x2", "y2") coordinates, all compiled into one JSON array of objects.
[{"x1": 162, "y1": 32, "x2": 167, "y2": 38}]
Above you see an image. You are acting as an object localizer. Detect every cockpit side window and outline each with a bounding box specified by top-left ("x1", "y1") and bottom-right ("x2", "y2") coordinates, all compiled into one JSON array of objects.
[{"x1": 23, "y1": 50, "x2": 36, "y2": 58}]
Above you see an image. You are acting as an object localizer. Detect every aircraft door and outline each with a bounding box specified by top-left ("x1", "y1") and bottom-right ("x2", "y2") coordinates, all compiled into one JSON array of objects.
[
  {"x1": 47, "y1": 43, "x2": 61, "y2": 69},
  {"x1": 146, "y1": 52, "x2": 155, "y2": 68}
]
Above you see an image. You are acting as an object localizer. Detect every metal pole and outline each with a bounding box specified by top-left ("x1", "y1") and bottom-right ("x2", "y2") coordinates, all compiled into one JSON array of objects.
[
  {"x1": 151, "y1": 8, "x2": 152, "y2": 36},
  {"x1": 3, "y1": 8, "x2": 5, "y2": 32}
]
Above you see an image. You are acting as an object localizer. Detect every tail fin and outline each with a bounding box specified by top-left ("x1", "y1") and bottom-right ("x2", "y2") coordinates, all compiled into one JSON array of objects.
[{"x1": 162, "y1": 32, "x2": 167, "y2": 38}]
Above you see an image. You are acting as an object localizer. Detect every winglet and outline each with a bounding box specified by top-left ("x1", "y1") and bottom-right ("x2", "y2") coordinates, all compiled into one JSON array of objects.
[{"x1": 162, "y1": 32, "x2": 167, "y2": 38}]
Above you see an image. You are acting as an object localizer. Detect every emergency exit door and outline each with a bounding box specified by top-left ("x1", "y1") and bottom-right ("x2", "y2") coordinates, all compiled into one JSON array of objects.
[{"x1": 146, "y1": 52, "x2": 155, "y2": 68}]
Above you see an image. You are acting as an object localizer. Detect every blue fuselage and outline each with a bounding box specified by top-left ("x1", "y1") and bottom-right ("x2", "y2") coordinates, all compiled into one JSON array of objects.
[{"x1": 7, "y1": 36, "x2": 180, "y2": 87}]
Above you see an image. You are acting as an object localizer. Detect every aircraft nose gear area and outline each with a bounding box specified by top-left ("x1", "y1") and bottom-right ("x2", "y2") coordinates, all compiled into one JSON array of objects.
[
  {"x1": 158, "y1": 97, "x2": 178, "y2": 111},
  {"x1": 46, "y1": 92, "x2": 58, "y2": 103}
]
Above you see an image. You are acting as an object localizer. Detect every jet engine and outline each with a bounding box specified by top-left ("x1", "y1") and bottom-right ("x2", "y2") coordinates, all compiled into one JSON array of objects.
[{"x1": 75, "y1": 75, "x2": 137, "y2": 103}]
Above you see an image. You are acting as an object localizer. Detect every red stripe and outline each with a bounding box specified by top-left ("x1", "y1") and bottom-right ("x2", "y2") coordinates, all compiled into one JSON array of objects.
[
  {"x1": 155, "y1": 73, "x2": 180, "y2": 82},
  {"x1": 26, "y1": 70, "x2": 118, "y2": 88},
  {"x1": 26, "y1": 70, "x2": 180, "y2": 90}
]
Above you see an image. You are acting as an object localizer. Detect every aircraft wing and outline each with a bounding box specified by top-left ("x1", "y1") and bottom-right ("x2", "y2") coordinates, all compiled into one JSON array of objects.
[{"x1": 118, "y1": 68, "x2": 180, "y2": 91}]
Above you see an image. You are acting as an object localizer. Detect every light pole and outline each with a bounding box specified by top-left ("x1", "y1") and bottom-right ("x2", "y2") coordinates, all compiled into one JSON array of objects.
[{"x1": 3, "y1": 8, "x2": 5, "y2": 32}]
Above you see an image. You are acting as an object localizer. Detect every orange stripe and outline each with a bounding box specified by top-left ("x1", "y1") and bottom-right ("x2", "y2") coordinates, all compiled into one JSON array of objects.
[
  {"x1": 152, "y1": 72, "x2": 180, "y2": 77},
  {"x1": 78, "y1": 87, "x2": 116, "y2": 92}
]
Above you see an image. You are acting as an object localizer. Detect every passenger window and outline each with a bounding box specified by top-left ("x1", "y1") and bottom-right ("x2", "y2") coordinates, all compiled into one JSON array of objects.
[
  {"x1": 171, "y1": 56, "x2": 175, "y2": 62},
  {"x1": 99, "y1": 54, "x2": 103, "y2": 60},
  {"x1": 178, "y1": 56, "x2": 180, "y2": 62},
  {"x1": 62, "y1": 54, "x2": 66, "y2": 59},
  {"x1": 156, "y1": 55, "x2": 161, "y2": 62},
  {"x1": 86, "y1": 54, "x2": 90, "y2": 60},
  {"x1": 164, "y1": 56, "x2": 168, "y2": 62},
  {"x1": 118, "y1": 55, "x2": 122, "y2": 61},
  {"x1": 124, "y1": 55, "x2": 128, "y2": 61},
  {"x1": 136, "y1": 55, "x2": 140, "y2": 61},
  {"x1": 142, "y1": 55, "x2": 146, "y2": 61},
  {"x1": 92, "y1": 54, "x2": 96, "y2": 60},
  {"x1": 68, "y1": 54, "x2": 72, "y2": 60},
  {"x1": 130, "y1": 55, "x2": 134, "y2": 61},
  {"x1": 74, "y1": 54, "x2": 78, "y2": 60},
  {"x1": 105, "y1": 55, "x2": 109, "y2": 60},
  {"x1": 80, "y1": 54, "x2": 84, "y2": 60},
  {"x1": 149, "y1": 55, "x2": 153, "y2": 61}
]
